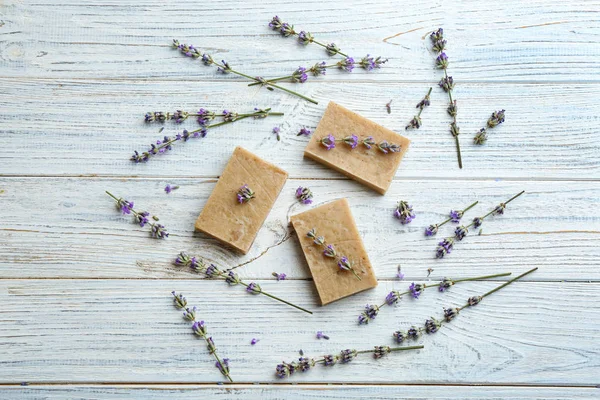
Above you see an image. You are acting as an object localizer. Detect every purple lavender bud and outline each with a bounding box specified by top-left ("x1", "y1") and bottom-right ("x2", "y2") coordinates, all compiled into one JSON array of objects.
[
  {"x1": 272, "y1": 272, "x2": 287, "y2": 281},
  {"x1": 236, "y1": 184, "x2": 255, "y2": 204},
  {"x1": 319, "y1": 134, "x2": 336, "y2": 150},
  {"x1": 454, "y1": 225, "x2": 468, "y2": 241},
  {"x1": 436, "y1": 238, "x2": 454, "y2": 258},
  {"x1": 246, "y1": 282, "x2": 262, "y2": 295},
  {"x1": 150, "y1": 223, "x2": 169, "y2": 239},
  {"x1": 406, "y1": 116, "x2": 422, "y2": 130},
  {"x1": 172, "y1": 110, "x2": 187, "y2": 123},
  {"x1": 309, "y1": 61, "x2": 327, "y2": 76},
  {"x1": 268, "y1": 16, "x2": 283, "y2": 30},
  {"x1": 216, "y1": 358, "x2": 230, "y2": 376},
  {"x1": 432, "y1": 39, "x2": 447, "y2": 53},
  {"x1": 117, "y1": 199, "x2": 134, "y2": 215},
  {"x1": 339, "y1": 349, "x2": 357, "y2": 363},
  {"x1": 307, "y1": 228, "x2": 317, "y2": 239},
  {"x1": 217, "y1": 60, "x2": 231, "y2": 73},
  {"x1": 373, "y1": 56, "x2": 388, "y2": 68},
  {"x1": 205, "y1": 263, "x2": 220, "y2": 278},
  {"x1": 393, "y1": 330, "x2": 408, "y2": 344},
  {"x1": 487, "y1": 109, "x2": 506, "y2": 128},
  {"x1": 407, "y1": 326, "x2": 421, "y2": 339},
  {"x1": 447, "y1": 100, "x2": 458, "y2": 117},
  {"x1": 444, "y1": 307, "x2": 460, "y2": 322},
  {"x1": 144, "y1": 112, "x2": 155, "y2": 122},
  {"x1": 316, "y1": 331, "x2": 330, "y2": 340},
  {"x1": 474, "y1": 128, "x2": 488, "y2": 145},
  {"x1": 394, "y1": 200, "x2": 415, "y2": 224},
  {"x1": 326, "y1": 43, "x2": 340, "y2": 56},
  {"x1": 430, "y1": 28, "x2": 444, "y2": 43},
  {"x1": 297, "y1": 357, "x2": 313, "y2": 372},
  {"x1": 201, "y1": 53, "x2": 213, "y2": 65},
  {"x1": 337, "y1": 256, "x2": 352, "y2": 271},
  {"x1": 272, "y1": 126, "x2": 281, "y2": 141},
  {"x1": 275, "y1": 362, "x2": 295, "y2": 378},
  {"x1": 297, "y1": 127, "x2": 312, "y2": 136},
  {"x1": 323, "y1": 244, "x2": 336, "y2": 258},
  {"x1": 182, "y1": 306, "x2": 196, "y2": 321},
  {"x1": 439, "y1": 76, "x2": 454, "y2": 92},
  {"x1": 373, "y1": 346, "x2": 391, "y2": 359},
  {"x1": 164, "y1": 184, "x2": 179, "y2": 194},
  {"x1": 251, "y1": 338, "x2": 259, "y2": 345},
  {"x1": 280, "y1": 22, "x2": 295, "y2": 37},
  {"x1": 337, "y1": 57, "x2": 355, "y2": 72},
  {"x1": 435, "y1": 52, "x2": 449, "y2": 69},
  {"x1": 385, "y1": 291, "x2": 400, "y2": 305},
  {"x1": 425, "y1": 318, "x2": 442, "y2": 334},
  {"x1": 297, "y1": 31, "x2": 313, "y2": 45},
  {"x1": 314, "y1": 236, "x2": 325, "y2": 246},
  {"x1": 291, "y1": 66, "x2": 308, "y2": 83},
  {"x1": 136, "y1": 211, "x2": 150, "y2": 227},
  {"x1": 425, "y1": 224, "x2": 438, "y2": 236},
  {"x1": 493, "y1": 203, "x2": 506, "y2": 215},
  {"x1": 396, "y1": 266, "x2": 405, "y2": 280},
  {"x1": 172, "y1": 291, "x2": 187, "y2": 308},
  {"x1": 342, "y1": 134, "x2": 359, "y2": 149},
  {"x1": 206, "y1": 336, "x2": 217, "y2": 354},
  {"x1": 362, "y1": 136, "x2": 375, "y2": 149},
  {"x1": 359, "y1": 54, "x2": 376, "y2": 71},
  {"x1": 449, "y1": 210, "x2": 462, "y2": 223},
  {"x1": 323, "y1": 355, "x2": 337, "y2": 366},
  {"x1": 472, "y1": 217, "x2": 483, "y2": 228},
  {"x1": 223, "y1": 110, "x2": 238, "y2": 122},
  {"x1": 192, "y1": 320, "x2": 206, "y2": 335},
  {"x1": 295, "y1": 186, "x2": 314, "y2": 205},
  {"x1": 225, "y1": 270, "x2": 240, "y2": 285},
  {"x1": 409, "y1": 283, "x2": 425, "y2": 299},
  {"x1": 378, "y1": 140, "x2": 402, "y2": 154},
  {"x1": 189, "y1": 257, "x2": 201, "y2": 270},
  {"x1": 450, "y1": 122, "x2": 460, "y2": 137},
  {"x1": 438, "y1": 278, "x2": 454, "y2": 292},
  {"x1": 468, "y1": 295, "x2": 483, "y2": 306}
]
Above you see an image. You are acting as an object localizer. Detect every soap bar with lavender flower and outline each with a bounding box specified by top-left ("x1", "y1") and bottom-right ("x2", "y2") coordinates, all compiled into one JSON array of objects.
[
  {"x1": 195, "y1": 146, "x2": 288, "y2": 254},
  {"x1": 304, "y1": 102, "x2": 410, "y2": 194},
  {"x1": 290, "y1": 198, "x2": 377, "y2": 305}
]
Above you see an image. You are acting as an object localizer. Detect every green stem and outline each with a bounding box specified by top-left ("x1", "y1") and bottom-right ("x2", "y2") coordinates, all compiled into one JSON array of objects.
[
  {"x1": 466, "y1": 191, "x2": 525, "y2": 229},
  {"x1": 462, "y1": 201, "x2": 479, "y2": 214},
  {"x1": 247, "y1": 65, "x2": 338, "y2": 87},
  {"x1": 437, "y1": 217, "x2": 453, "y2": 228},
  {"x1": 198, "y1": 331, "x2": 233, "y2": 382},
  {"x1": 416, "y1": 87, "x2": 433, "y2": 118},
  {"x1": 454, "y1": 135, "x2": 463, "y2": 169}
]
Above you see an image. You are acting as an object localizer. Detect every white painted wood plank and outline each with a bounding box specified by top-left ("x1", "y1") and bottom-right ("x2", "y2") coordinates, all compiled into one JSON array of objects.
[
  {"x1": 1, "y1": 79, "x2": 598, "y2": 179},
  {"x1": 2, "y1": 385, "x2": 598, "y2": 399},
  {"x1": 1, "y1": 1, "x2": 599, "y2": 81},
  {"x1": 0, "y1": 279, "x2": 598, "y2": 384},
  {"x1": 0, "y1": 178, "x2": 598, "y2": 281}
]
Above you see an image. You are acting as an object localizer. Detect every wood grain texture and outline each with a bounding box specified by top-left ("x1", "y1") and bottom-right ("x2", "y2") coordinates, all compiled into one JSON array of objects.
[
  {"x1": 0, "y1": 178, "x2": 598, "y2": 280},
  {"x1": 0, "y1": 279, "x2": 599, "y2": 384},
  {"x1": 0, "y1": 79, "x2": 599, "y2": 179},
  {"x1": 2, "y1": 385, "x2": 598, "y2": 399},
  {"x1": 1, "y1": 0, "x2": 600, "y2": 81}
]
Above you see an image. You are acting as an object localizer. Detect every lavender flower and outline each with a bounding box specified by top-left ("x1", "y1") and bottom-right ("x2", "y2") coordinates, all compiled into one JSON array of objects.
[
  {"x1": 171, "y1": 291, "x2": 233, "y2": 382},
  {"x1": 133, "y1": 108, "x2": 284, "y2": 162},
  {"x1": 396, "y1": 266, "x2": 405, "y2": 280},
  {"x1": 393, "y1": 330, "x2": 408, "y2": 344},
  {"x1": 394, "y1": 200, "x2": 415, "y2": 224},
  {"x1": 272, "y1": 272, "x2": 287, "y2": 281},
  {"x1": 272, "y1": 126, "x2": 281, "y2": 141},
  {"x1": 425, "y1": 225, "x2": 438, "y2": 236},
  {"x1": 443, "y1": 307, "x2": 460, "y2": 322},
  {"x1": 297, "y1": 31, "x2": 314, "y2": 45},
  {"x1": 309, "y1": 61, "x2": 327, "y2": 76},
  {"x1": 474, "y1": 128, "x2": 488, "y2": 145},
  {"x1": 291, "y1": 66, "x2": 308, "y2": 83},
  {"x1": 275, "y1": 345, "x2": 423, "y2": 378},
  {"x1": 295, "y1": 186, "x2": 313, "y2": 205},
  {"x1": 172, "y1": 39, "x2": 318, "y2": 104},
  {"x1": 434, "y1": 192, "x2": 524, "y2": 258},
  {"x1": 297, "y1": 127, "x2": 312, "y2": 136},
  {"x1": 236, "y1": 184, "x2": 255, "y2": 204},
  {"x1": 106, "y1": 191, "x2": 167, "y2": 239},
  {"x1": 378, "y1": 140, "x2": 402, "y2": 153},
  {"x1": 430, "y1": 28, "x2": 462, "y2": 168},
  {"x1": 308, "y1": 228, "x2": 362, "y2": 280},
  {"x1": 318, "y1": 134, "x2": 400, "y2": 154},
  {"x1": 425, "y1": 318, "x2": 442, "y2": 334},
  {"x1": 316, "y1": 331, "x2": 330, "y2": 340},
  {"x1": 358, "y1": 304, "x2": 380, "y2": 324},
  {"x1": 475, "y1": 110, "x2": 506, "y2": 145},
  {"x1": 406, "y1": 87, "x2": 432, "y2": 130},
  {"x1": 337, "y1": 57, "x2": 355, "y2": 72},
  {"x1": 409, "y1": 283, "x2": 425, "y2": 299},
  {"x1": 326, "y1": 43, "x2": 341, "y2": 56},
  {"x1": 385, "y1": 291, "x2": 400, "y2": 305},
  {"x1": 319, "y1": 134, "x2": 336, "y2": 150},
  {"x1": 174, "y1": 252, "x2": 312, "y2": 314},
  {"x1": 251, "y1": 338, "x2": 259, "y2": 345},
  {"x1": 164, "y1": 184, "x2": 179, "y2": 194}
]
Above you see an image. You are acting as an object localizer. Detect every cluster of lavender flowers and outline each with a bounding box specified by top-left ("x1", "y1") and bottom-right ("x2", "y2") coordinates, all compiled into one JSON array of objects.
[
  {"x1": 474, "y1": 110, "x2": 506, "y2": 145},
  {"x1": 172, "y1": 40, "x2": 318, "y2": 104},
  {"x1": 358, "y1": 272, "x2": 511, "y2": 325},
  {"x1": 394, "y1": 200, "x2": 415, "y2": 224},
  {"x1": 406, "y1": 88, "x2": 433, "y2": 130},
  {"x1": 236, "y1": 184, "x2": 255, "y2": 204},
  {"x1": 295, "y1": 187, "x2": 313, "y2": 205},
  {"x1": 318, "y1": 134, "x2": 401, "y2": 154},
  {"x1": 436, "y1": 191, "x2": 525, "y2": 259},
  {"x1": 425, "y1": 201, "x2": 478, "y2": 236},
  {"x1": 275, "y1": 344, "x2": 423, "y2": 378},
  {"x1": 175, "y1": 252, "x2": 312, "y2": 314},
  {"x1": 105, "y1": 191, "x2": 168, "y2": 239},
  {"x1": 132, "y1": 108, "x2": 283, "y2": 163},
  {"x1": 143, "y1": 109, "x2": 258, "y2": 124},
  {"x1": 431, "y1": 28, "x2": 462, "y2": 169},
  {"x1": 307, "y1": 228, "x2": 362, "y2": 280},
  {"x1": 261, "y1": 16, "x2": 387, "y2": 87},
  {"x1": 171, "y1": 291, "x2": 232, "y2": 382},
  {"x1": 393, "y1": 268, "x2": 537, "y2": 343}
]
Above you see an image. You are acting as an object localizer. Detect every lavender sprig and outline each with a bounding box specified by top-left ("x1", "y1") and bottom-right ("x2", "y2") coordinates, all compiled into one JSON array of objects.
[
  {"x1": 175, "y1": 252, "x2": 312, "y2": 314},
  {"x1": 132, "y1": 108, "x2": 283, "y2": 162},
  {"x1": 425, "y1": 201, "x2": 478, "y2": 236},
  {"x1": 307, "y1": 228, "x2": 361, "y2": 280},
  {"x1": 394, "y1": 200, "x2": 415, "y2": 224},
  {"x1": 392, "y1": 268, "x2": 537, "y2": 343},
  {"x1": 171, "y1": 291, "x2": 233, "y2": 382},
  {"x1": 105, "y1": 191, "x2": 168, "y2": 239},
  {"x1": 435, "y1": 191, "x2": 524, "y2": 258},
  {"x1": 236, "y1": 184, "x2": 255, "y2": 204},
  {"x1": 295, "y1": 187, "x2": 314, "y2": 205},
  {"x1": 406, "y1": 87, "x2": 433, "y2": 130},
  {"x1": 430, "y1": 28, "x2": 462, "y2": 169},
  {"x1": 318, "y1": 134, "x2": 401, "y2": 154},
  {"x1": 173, "y1": 40, "x2": 318, "y2": 104},
  {"x1": 357, "y1": 272, "x2": 511, "y2": 325},
  {"x1": 474, "y1": 109, "x2": 506, "y2": 145},
  {"x1": 275, "y1": 344, "x2": 423, "y2": 378}
]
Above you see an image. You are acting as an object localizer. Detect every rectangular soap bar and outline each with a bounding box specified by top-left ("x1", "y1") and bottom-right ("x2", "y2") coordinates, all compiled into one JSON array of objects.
[
  {"x1": 195, "y1": 146, "x2": 288, "y2": 254},
  {"x1": 304, "y1": 101, "x2": 410, "y2": 194},
  {"x1": 290, "y1": 198, "x2": 377, "y2": 305}
]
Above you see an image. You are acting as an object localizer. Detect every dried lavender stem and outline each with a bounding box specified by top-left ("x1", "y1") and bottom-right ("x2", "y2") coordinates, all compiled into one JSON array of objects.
[
  {"x1": 290, "y1": 33, "x2": 350, "y2": 57},
  {"x1": 466, "y1": 191, "x2": 525, "y2": 229},
  {"x1": 248, "y1": 64, "x2": 339, "y2": 87},
  {"x1": 416, "y1": 87, "x2": 433, "y2": 118},
  {"x1": 437, "y1": 200, "x2": 478, "y2": 229},
  {"x1": 444, "y1": 61, "x2": 462, "y2": 169},
  {"x1": 238, "y1": 281, "x2": 313, "y2": 314},
  {"x1": 197, "y1": 331, "x2": 233, "y2": 383},
  {"x1": 458, "y1": 267, "x2": 537, "y2": 311}
]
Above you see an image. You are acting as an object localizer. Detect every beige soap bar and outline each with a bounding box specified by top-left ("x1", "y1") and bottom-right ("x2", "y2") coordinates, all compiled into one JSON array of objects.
[
  {"x1": 195, "y1": 146, "x2": 288, "y2": 254},
  {"x1": 304, "y1": 101, "x2": 410, "y2": 194},
  {"x1": 290, "y1": 198, "x2": 377, "y2": 305}
]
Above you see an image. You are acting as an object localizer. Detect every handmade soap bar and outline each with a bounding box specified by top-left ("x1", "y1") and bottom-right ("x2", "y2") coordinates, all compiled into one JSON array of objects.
[
  {"x1": 290, "y1": 198, "x2": 377, "y2": 305},
  {"x1": 195, "y1": 146, "x2": 288, "y2": 254},
  {"x1": 304, "y1": 101, "x2": 410, "y2": 194}
]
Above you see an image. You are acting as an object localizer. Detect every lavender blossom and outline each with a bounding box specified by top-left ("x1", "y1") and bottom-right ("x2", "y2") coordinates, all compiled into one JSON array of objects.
[
  {"x1": 236, "y1": 184, "x2": 255, "y2": 204},
  {"x1": 164, "y1": 184, "x2": 179, "y2": 194},
  {"x1": 291, "y1": 66, "x2": 308, "y2": 83},
  {"x1": 425, "y1": 224, "x2": 438, "y2": 236},
  {"x1": 337, "y1": 57, "x2": 355, "y2": 72},
  {"x1": 319, "y1": 134, "x2": 336, "y2": 150},
  {"x1": 326, "y1": 43, "x2": 341, "y2": 56},
  {"x1": 436, "y1": 237, "x2": 454, "y2": 259},
  {"x1": 409, "y1": 283, "x2": 425, "y2": 299},
  {"x1": 316, "y1": 331, "x2": 330, "y2": 340},
  {"x1": 273, "y1": 126, "x2": 281, "y2": 141},
  {"x1": 487, "y1": 109, "x2": 506, "y2": 128},
  {"x1": 297, "y1": 127, "x2": 312, "y2": 136},
  {"x1": 272, "y1": 272, "x2": 287, "y2": 281},
  {"x1": 394, "y1": 200, "x2": 415, "y2": 224},
  {"x1": 308, "y1": 228, "x2": 362, "y2": 280},
  {"x1": 251, "y1": 338, "x2": 259, "y2": 345},
  {"x1": 106, "y1": 191, "x2": 167, "y2": 239},
  {"x1": 342, "y1": 134, "x2": 359, "y2": 149},
  {"x1": 454, "y1": 225, "x2": 468, "y2": 241},
  {"x1": 406, "y1": 87, "x2": 432, "y2": 130},
  {"x1": 297, "y1": 31, "x2": 314, "y2": 45},
  {"x1": 474, "y1": 128, "x2": 488, "y2": 145},
  {"x1": 246, "y1": 282, "x2": 262, "y2": 294},
  {"x1": 295, "y1": 186, "x2": 314, "y2": 205},
  {"x1": 309, "y1": 61, "x2": 327, "y2": 76},
  {"x1": 323, "y1": 244, "x2": 336, "y2": 258}
]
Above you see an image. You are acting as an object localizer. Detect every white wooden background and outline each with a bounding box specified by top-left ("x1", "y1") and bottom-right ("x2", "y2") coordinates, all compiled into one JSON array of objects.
[{"x1": 1, "y1": 0, "x2": 599, "y2": 398}]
